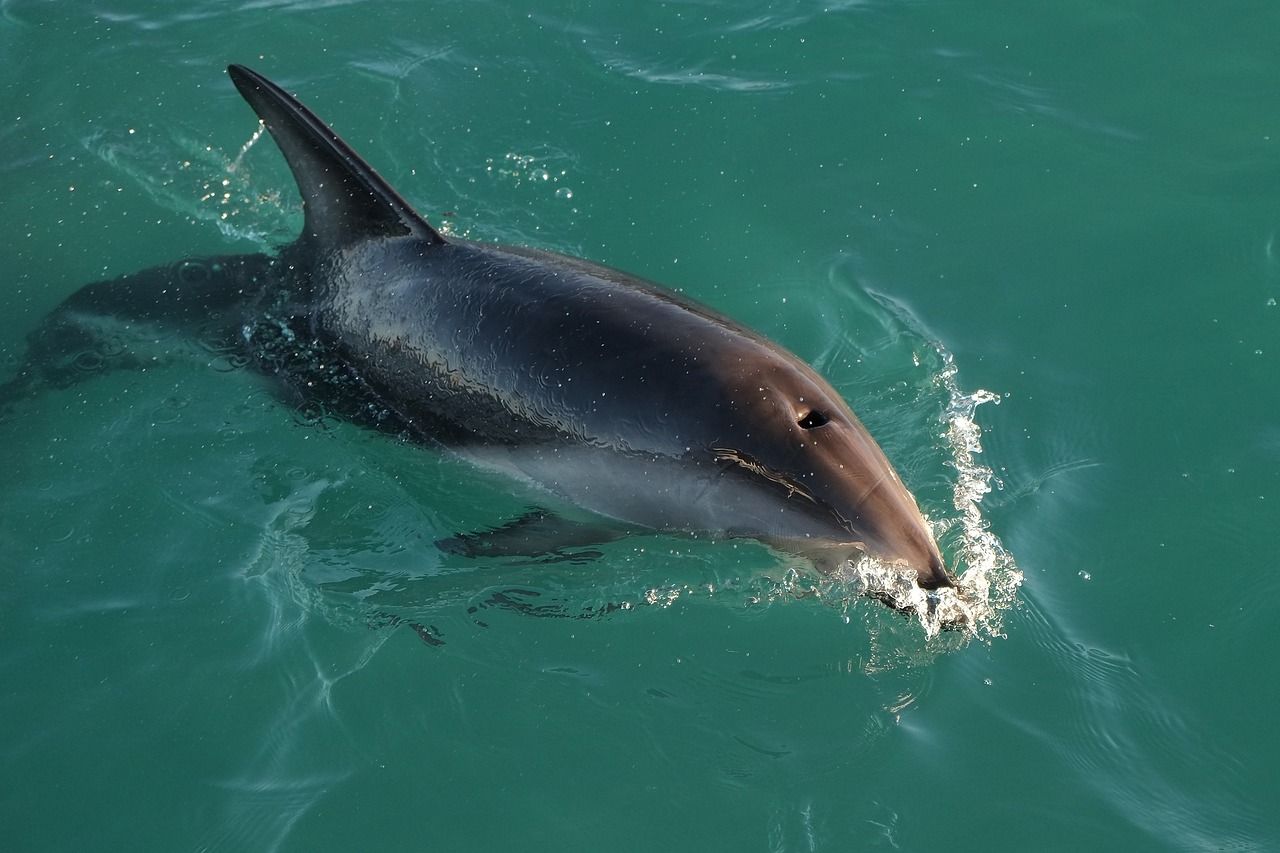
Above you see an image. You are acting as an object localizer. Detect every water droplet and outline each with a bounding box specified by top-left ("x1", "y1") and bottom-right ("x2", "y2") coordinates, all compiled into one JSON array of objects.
[{"x1": 555, "y1": 187, "x2": 573, "y2": 200}]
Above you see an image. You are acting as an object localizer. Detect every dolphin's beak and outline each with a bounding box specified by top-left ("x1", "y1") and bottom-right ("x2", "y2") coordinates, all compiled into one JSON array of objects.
[
  {"x1": 797, "y1": 416, "x2": 955, "y2": 591},
  {"x1": 917, "y1": 547, "x2": 954, "y2": 589}
]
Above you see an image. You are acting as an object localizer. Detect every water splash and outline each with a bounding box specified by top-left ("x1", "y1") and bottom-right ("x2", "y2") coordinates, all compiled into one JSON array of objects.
[
  {"x1": 826, "y1": 344, "x2": 1021, "y2": 639},
  {"x1": 932, "y1": 345, "x2": 1023, "y2": 633},
  {"x1": 84, "y1": 121, "x2": 296, "y2": 246}
]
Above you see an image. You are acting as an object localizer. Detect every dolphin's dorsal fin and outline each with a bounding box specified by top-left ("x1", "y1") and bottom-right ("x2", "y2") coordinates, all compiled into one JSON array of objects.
[{"x1": 228, "y1": 65, "x2": 445, "y2": 249}]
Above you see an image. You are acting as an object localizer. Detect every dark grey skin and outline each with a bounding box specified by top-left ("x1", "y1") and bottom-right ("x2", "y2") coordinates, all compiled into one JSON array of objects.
[{"x1": 2, "y1": 65, "x2": 953, "y2": 591}]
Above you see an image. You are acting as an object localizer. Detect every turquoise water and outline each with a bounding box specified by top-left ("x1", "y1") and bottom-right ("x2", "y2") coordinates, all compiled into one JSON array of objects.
[{"x1": 2, "y1": 1, "x2": 1277, "y2": 850}]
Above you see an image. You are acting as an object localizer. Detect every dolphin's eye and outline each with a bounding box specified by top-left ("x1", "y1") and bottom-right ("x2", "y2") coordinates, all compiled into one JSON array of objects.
[
  {"x1": 797, "y1": 410, "x2": 829, "y2": 430},
  {"x1": 178, "y1": 260, "x2": 211, "y2": 285}
]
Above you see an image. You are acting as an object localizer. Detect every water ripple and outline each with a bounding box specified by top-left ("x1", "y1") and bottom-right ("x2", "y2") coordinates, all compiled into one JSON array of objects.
[{"x1": 993, "y1": 596, "x2": 1271, "y2": 850}]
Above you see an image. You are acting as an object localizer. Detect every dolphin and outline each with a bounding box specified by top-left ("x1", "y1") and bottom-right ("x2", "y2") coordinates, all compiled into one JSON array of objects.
[{"x1": 1, "y1": 65, "x2": 953, "y2": 592}]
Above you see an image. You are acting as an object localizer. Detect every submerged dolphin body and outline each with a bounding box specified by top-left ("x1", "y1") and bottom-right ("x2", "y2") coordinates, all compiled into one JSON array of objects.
[{"x1": 3, "y1": 65, "x2": 953, "y2": 591}]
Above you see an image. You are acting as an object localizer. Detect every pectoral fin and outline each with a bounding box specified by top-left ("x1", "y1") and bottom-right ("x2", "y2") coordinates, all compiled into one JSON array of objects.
[{"x1": 435, "y1": 509, "x2": 631, "y2": 563}]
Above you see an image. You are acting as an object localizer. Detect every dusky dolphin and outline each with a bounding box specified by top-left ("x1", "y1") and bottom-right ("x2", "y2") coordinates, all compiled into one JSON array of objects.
[{"x1": 1, "y1": 65, "x2": 953, "y2": 592}]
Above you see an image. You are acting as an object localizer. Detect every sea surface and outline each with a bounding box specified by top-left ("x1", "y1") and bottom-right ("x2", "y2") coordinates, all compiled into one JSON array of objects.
[{"x1": 2, "y1": 1, "x2": 1277, "y2": 850}]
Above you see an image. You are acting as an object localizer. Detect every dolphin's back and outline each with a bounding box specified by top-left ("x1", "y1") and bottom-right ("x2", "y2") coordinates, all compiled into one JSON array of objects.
[{"x1": 312, "y1": 235, "x2": 799, "y2": 454}]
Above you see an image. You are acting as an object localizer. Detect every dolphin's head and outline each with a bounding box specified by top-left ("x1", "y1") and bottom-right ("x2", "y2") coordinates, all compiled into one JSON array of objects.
[{"x1": 711, "y1": 355, "x2": 953, "y2": 590}]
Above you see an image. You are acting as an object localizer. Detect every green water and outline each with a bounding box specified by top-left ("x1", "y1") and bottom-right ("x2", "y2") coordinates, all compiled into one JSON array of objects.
[{"x1": 2, "y1": 1, "x2": 1276, "y2": 850}]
